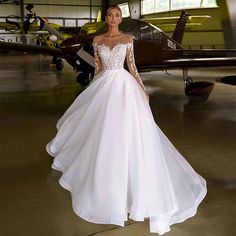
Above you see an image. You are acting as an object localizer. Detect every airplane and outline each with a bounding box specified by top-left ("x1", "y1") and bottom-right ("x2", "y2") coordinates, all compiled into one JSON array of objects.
[
  {"x1": 0, "y1": 4, "x2": 86, "y2": 69},
  {"x1": 0, "y1": 13, "x2": 78, "y2": 37},
  {"x1": 0, "y1": 12, "x2": 70, "y2": 70},
  {"x1": 1, "y1": 10, "x2": 236, "y2": 100},
  {"x1": 80, "y1": 14, "x2": 212, "y2": 35},
  {"x1": 0, "y1": 3, "x2": 77, "y2": 57},
  {"x1": 0, "y1": 3, "x2": 77, "y2": 34}
]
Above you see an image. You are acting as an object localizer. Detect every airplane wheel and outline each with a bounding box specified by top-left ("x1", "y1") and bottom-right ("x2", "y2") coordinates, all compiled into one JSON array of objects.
[
  {"x1": 56, "y1": 59, "x2": 63, "y2": 71},
  {"x1": 185, "y1": 80, "x2": 214, "y2": 101}
]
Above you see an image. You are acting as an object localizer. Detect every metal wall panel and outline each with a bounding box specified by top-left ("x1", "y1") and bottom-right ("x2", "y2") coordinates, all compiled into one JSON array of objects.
[{"x1": 0, "y1": 5, "x2": 19, "y2": 17}]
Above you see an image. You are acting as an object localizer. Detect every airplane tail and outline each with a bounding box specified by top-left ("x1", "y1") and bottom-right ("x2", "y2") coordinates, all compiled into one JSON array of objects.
[
  {"x1": 172, "y1": 10, "x2": 189, "y2": 45},
  {"x1": 96, "y1": 9, "x2": 102, "y2": 22}
]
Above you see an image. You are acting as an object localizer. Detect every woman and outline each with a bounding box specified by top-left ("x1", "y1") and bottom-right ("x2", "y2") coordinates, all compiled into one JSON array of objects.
[{"x1": 46, "y1": 5, "x2": 207, "y2": 235}]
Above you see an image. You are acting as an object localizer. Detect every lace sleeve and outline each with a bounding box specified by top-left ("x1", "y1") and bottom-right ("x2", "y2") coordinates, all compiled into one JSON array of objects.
[
  {"x1": 126, "y1": 38, "x2": 147, "y2": 93},
  {"x1": 93, "y1": 42, "x2": 103, "y2": 76}
]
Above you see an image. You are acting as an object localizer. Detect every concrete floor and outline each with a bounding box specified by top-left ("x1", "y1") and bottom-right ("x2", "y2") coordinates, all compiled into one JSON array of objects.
[{"x1": 0, "y1": 55, "x2": 236, "y2": 236}]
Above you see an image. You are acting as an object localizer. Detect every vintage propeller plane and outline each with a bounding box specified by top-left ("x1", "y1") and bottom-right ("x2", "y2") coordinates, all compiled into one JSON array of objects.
[
  {"x1": 0, "y1": 12, "x2": 71, "y2": 70},
  {"x1": 1, "y1": 11, "x2": 236, "y2": 100},
  {"x1": 80, "y1": 13, "x2": 212, "y2": 35},
  {"x1": 0, "y1": 3, "x2": 72, "y2": 70},
  {"x1": 0, "y1": 3, "x2": 79, "y2": 35}
]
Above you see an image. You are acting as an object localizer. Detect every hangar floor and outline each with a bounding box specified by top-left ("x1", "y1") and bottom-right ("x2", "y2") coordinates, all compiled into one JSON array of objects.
[{"x1": 1, "y1": 55, "x2": 236, "y2": 236}]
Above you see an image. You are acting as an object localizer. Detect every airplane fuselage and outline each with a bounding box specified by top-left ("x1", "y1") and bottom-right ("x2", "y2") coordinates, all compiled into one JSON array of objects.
[{"x1": 61, "y1": 19, "x2": 183, "y2": 72}]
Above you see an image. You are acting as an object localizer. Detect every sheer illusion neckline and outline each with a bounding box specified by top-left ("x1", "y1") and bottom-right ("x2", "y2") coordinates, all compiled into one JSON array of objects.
[{"x1": 93, "y1": 42, "x2": 131, "y2": 52}]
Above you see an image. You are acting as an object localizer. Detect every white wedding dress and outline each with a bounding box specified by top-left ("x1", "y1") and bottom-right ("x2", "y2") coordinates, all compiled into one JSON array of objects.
[{"x1": 46, "y1": 38, "x2": 207, "y2": 235}]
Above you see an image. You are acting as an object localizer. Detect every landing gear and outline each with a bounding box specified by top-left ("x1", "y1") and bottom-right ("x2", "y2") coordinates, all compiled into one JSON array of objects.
[
  {"x1": 56, "y1": 58, "x2": 63, "y2": 71},
  {"x1": 76, "y1": 71, "x2": 94, "y2": 86},
  {"x1": 183, "y1": 69, "x2": 214, "y2": 101},
  {"x1": 51, "y1": 56, "x2": 64, "y2": 71},
  {"x1": 52, "y1": 56, "x2": 57, "y2": 65}
]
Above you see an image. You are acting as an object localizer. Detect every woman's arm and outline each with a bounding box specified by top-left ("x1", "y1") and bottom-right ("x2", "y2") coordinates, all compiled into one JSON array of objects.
[
  {"x1": 93, "y1": 37, "x2": 103, "y2": 76},
  {"x1": 126, "y1": 36, "x2": 148, "y2": 100}
]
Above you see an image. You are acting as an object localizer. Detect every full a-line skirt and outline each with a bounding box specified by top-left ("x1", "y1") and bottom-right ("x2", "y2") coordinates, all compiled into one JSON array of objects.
[{"x1": 46, "y1": 68, "x2": 207, "y2": 235}]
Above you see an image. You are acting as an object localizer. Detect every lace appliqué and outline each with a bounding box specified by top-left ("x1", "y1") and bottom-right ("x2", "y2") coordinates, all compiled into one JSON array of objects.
[
  {"x1": 93, "y1": 43, "x2": 102, "y2": 76},
  {"x1": 93, "y1": 43, "x2": 127, "y2": 70},
  {"x1": 93, "y1": 40, "x2": 146, "y2": 93},
  {"x1": 126, "y1": 41, "x2": 147, "y2": 92}
]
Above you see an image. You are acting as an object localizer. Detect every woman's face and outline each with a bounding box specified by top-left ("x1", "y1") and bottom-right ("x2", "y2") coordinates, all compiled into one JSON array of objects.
[{"x1": 106, "y1": 8, "x2": 122, "y2": 28}]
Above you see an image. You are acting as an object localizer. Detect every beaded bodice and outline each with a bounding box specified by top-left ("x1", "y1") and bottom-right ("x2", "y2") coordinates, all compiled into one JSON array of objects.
[
  {"x1": 93, "y1": 42, "x2": 131, "y2": 70},
  {"x1": 92, "y1": 37, "x2": 147, "y2": 94}
]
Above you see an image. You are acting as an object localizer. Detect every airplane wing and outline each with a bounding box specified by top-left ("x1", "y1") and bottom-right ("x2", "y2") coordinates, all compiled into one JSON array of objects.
[
  {"x1": 0, "y1": 41, "x2": 66, "y2": 58},
  {"x1": 138, "y1": 57, "x2": 236, "y2": 72},
  {"x1": 2, "y1": 42, "x2": 236, "y2": 75},
  {"x1": 0, "y1": 21, "x2": 41, "y2": 32},
  {"x1": 182, "y1": 49, "x2": 236, "y2": 57},
  {"x1": 142, "y1": 15, "x2": 211, "y2": 31},
  {"x1": 142, "y1": 15, "x2": 211, "y2": 25},
  {"x1": 0, "y1": 22, "x2": 19, "y2": 31}
]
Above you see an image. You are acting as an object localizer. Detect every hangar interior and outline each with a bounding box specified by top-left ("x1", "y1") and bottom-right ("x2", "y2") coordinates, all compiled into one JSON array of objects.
[
  {"x1": 0, "y1": 1, "x2": 236, "y2": 236},
  {"x1": 0, "y1": 0, "x2": 235, "y2": 48}
]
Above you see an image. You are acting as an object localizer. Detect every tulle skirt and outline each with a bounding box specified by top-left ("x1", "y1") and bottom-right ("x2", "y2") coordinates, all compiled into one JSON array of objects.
[{"x1": 46, "y1": 68, "x2": 207, "y2": 235}]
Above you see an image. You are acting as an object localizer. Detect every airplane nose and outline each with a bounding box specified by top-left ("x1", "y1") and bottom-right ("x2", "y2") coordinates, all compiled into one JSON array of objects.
[{"x1": 49, "y1": 35, "x2": 57, "y2": 42}]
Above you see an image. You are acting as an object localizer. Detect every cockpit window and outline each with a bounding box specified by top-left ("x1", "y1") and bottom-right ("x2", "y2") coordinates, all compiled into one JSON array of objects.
[
  {"x1": 96, "y1": 24, "x2": 108, "y2": 34},
  {"x1": 139, "y1": 22, "x2": 153, "y2": 42},
  {"x1": 119, "y1": 19, "x2": 140, "y2": 40},
  {"x1": 153, "y1": 28, "x2": 162, "y2": 44},
  {"x1": 95, "y1": 19, "x2": 161, "y2": 44},
  {"x1": 96, "y1": 19, "x2": 140, "y2": 40}
]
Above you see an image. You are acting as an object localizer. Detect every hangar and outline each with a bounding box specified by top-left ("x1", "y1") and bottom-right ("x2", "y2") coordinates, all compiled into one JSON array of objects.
[{"x1": 0, "y1": 1, "x2": 235, "y2": 236}]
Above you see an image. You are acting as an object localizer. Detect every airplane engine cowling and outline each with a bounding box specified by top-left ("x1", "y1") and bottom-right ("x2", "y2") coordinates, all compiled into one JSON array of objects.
[
  {"x1": 60, "y1": 35, "x2": 94, "y2": 54},
  {"x1": 60, "y1": 36, "x2": 83, "y2": 54}
]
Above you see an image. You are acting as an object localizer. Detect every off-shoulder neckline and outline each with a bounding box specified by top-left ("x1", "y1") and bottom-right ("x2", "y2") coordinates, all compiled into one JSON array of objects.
[{"x1": 93, "y1": 42, "x2": 132, "y2": 52}]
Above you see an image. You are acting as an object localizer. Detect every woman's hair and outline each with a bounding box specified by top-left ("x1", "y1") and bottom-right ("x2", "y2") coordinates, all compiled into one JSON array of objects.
[{"x1": 106, "y1": 5, "x2": 122, "y2": 17}]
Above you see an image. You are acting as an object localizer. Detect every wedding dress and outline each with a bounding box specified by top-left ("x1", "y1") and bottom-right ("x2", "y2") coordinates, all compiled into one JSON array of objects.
[{"x1": 46, "y1": 36, "x2": 207, "y2": 235}]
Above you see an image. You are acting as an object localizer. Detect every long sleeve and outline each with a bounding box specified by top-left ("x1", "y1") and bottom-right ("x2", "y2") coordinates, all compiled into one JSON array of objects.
[
  {"x1": 126, "y1": 38, "x2": 147, "y2": 93},
  {"x1": 93, "y1": 43, "x2": 103, "y2": 76}
]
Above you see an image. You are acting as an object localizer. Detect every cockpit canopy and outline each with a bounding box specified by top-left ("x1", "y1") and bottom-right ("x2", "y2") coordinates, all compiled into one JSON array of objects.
[{"x1": 96, "y1": 19, "x2": 163, "y2": 44}]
